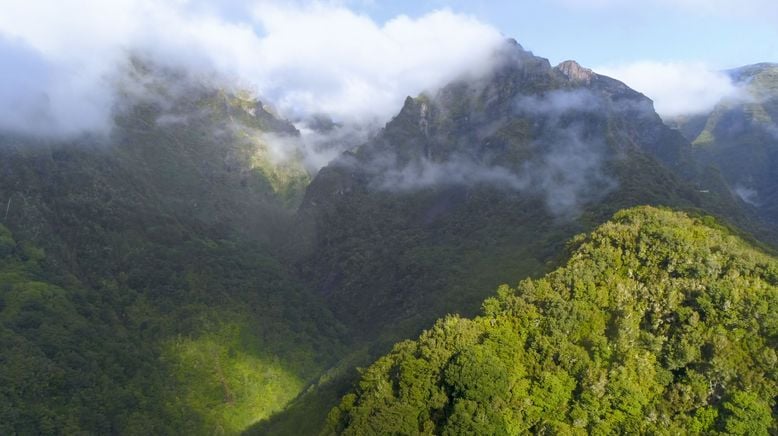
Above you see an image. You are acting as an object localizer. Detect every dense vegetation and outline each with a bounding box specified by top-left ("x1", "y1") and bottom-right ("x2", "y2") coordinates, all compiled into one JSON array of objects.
[
  {"x1": 1, "y1": 47, "x2": 777, "y2": 435},
  {"x1": 325, "y1": 207, "x2": 777, "y2": 435},
  {"x1": 0, "y1": 217, "x2": 346, "y2": 434},
  {"x1": 0, "y1": 62, "x2": 347, "y2": 434},
  {"x1": 252, "y1": 44, "x2": 774, "y2": 434}
]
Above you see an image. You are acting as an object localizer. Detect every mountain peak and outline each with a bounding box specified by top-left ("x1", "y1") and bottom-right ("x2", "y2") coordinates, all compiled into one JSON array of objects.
[
  {"x1": 727, "y1": 62, "x2": 778, "y2": 91},
  {"x1": 555, "y1": 60, "x2": 595, "y2": 84}
]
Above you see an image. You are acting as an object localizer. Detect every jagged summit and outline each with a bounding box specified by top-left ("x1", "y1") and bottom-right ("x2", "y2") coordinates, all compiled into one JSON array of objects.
[
  {"x1": 555, "y1": 59, "x2": 595, "y2": 84},
  {"x1": 503, "y1": 37, "x2": 524, "y2": 51}
]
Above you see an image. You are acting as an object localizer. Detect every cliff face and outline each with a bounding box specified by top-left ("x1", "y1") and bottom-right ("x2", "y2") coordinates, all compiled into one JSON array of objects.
[{"x1": 556, "y1": 60, "x2": 595, "y2": 84}]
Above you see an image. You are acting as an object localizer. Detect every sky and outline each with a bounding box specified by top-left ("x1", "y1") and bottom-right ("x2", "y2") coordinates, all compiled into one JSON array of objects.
[
  {"x1": 358, "y1": 0, "x2": 778, "y2": 68},
  {"x1": 0, "y1": 0, "x2": 776, "y2": 137}
]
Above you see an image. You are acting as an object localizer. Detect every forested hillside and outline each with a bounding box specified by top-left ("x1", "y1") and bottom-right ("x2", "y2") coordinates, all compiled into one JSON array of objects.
[
  {"x1": 325, "y1": 207, "x2": 778, "y2": 435},
  {"x1": 254, "y1": 41, "x2": 767, "y2": 434},
  {"x1": 0, "y1": 62, "x2": 347, "y2": 434},
  {"x1": 1, "y1": 41, "x2": 776, "y2": 436}
]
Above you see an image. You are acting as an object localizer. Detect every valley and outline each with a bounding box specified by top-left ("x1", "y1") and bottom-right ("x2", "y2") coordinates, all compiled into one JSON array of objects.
[{"x1": 0, "y1": 17, "x2": 776, "y2": 436}]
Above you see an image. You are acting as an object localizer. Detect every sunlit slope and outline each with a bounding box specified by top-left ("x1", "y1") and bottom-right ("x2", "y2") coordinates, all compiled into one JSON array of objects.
[{"x1": 326, "y1": 207, "x2": 777, "y2": 435}]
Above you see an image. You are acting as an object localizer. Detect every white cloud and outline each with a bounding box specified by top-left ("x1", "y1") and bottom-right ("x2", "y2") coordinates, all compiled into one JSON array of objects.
[
  {"x1": 0, "y1": 0, "x2": 504, "y2": 137},
  {"x1": 246, "y1": 4, "x2": 503, "y2": 124},
  {"x1": 596, "y1": 61, "x2": 742, "y2": 118}
]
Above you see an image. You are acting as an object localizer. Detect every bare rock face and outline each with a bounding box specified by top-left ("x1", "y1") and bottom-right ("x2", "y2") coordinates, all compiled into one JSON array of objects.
[{"x1": 556, "y1": 60, "x2": 595, "y2": 84}]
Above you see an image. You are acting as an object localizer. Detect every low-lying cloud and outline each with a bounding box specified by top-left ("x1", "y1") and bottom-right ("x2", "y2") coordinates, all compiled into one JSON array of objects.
[
  {"x1": 362, "y1": 127, "x2": 615, "y2": 218},
  {"x1": 0, "y1": 0, "x2": 504, "y2": 138},
  {"x1": 355, "y1": 89, "x2": 618, "y2": 218},
  {"x1": 0, "y1": 34, "x2": 114, "y2": 137},
  {"x1": 596, "y1": 61, "x2": 743, "y2": 118},
  {"x1": 247, "y1": 123, "x2": 373, "y2": 175},
  {"x1": 734, "y1": 184, "x2": 760, "y2": 206}
]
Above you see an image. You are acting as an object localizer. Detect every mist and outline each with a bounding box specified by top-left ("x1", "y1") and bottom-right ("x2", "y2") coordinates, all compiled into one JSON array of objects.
[
  {"x1": 734, "y1": 184, "x2": 760, "y2": 206},
  {"x1": 597, "y1": 61, "x2": 744, "y2": 118},
  {"x1": 354, "y1": 88, "x2": 618, "y2": 218},
  {"x1": 0, "y1": 0, "x2": 503, "y2": 140}
]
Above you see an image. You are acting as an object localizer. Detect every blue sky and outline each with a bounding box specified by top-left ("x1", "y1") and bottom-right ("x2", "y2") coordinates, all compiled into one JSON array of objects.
[{"x1": 354, "y1": 0, "x2": 778, "y2": 69}]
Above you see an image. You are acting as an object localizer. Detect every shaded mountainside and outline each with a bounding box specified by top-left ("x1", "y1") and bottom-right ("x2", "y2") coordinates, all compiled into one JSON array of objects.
[
  {"x1": 324, "y1": 207, "x2": 778, "y2": 435},
  {"x1": 669, "y1": 63, "x2": 778, "y2": 225},
  {"x1": 298, "y1": 40, "x2": 749, "y2": 341},
  {"x1": 0, "y1": 63, "x2": 346, "y2": 434}
]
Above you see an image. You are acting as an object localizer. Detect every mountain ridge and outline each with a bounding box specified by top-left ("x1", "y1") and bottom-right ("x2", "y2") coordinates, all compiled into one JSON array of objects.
[{"x1": 323, "y1": 206, "x2": 778, "y2": 435}]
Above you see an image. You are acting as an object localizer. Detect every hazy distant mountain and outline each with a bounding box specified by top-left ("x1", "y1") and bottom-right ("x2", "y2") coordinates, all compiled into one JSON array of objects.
[{"x1": 668, "y1": 63, "x2": 778, "y2": 224}]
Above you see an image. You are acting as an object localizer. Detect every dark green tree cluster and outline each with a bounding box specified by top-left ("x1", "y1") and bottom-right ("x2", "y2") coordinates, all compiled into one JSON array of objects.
[
  {"x1": 0, "y1": 219, "x2": 346, "y2": 434},
  {"x1": 325, "y1": 207, "x2": 777, "y2": 435},
  {"x1": 0, "y1": 61, "x2": 345, "y2": 434}
]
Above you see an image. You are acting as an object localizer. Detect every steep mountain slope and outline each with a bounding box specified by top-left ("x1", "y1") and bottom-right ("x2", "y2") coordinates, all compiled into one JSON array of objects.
[
  {"x1": 669, "y1": 63, "x2": 778, "y2": 224},
  {"x1": 0, "y1": 62, "x2": 346, "y2": 434},
  {"x1": 298, "y1": 40, "x2": 747, "y2": 341},
  {"x1": 325, "y1": 207, "x2": 778, "y2": 435}
]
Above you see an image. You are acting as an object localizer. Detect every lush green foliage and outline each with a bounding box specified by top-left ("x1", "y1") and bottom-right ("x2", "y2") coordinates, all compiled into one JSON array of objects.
[
  {"x1": 2, "y1": 51, "x2": 775, "y2": 436},
  {"x1": 0, "y1": 220, "x2": 345, "y2": 434},
  {"x1": 325, "y1": 207, "x2": 778, "y2": 435},
  {"x1": 0, "y1": 62, "x2": 344, "y2": 435}
]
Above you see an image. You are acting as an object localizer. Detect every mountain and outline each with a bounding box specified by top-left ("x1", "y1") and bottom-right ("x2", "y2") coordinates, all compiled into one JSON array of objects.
[
  {"x1": 324, "y1": 206, "x2": 778, "y2": 435},
  {"x1": 1, "y1": 44, "x2": 773, "y2": 435},
  {"x1": 0, "y1": 61, "x2": 347, "y2": 434},
  {"x1": 247, "y1": 41, "x2": 763, "y2": 434},
  {"x1": 668, "y1": 63, "x2": 778, "y2": 225},
  {"x1": 297, "y1": 40, "x2": 749, "y2": 341}
]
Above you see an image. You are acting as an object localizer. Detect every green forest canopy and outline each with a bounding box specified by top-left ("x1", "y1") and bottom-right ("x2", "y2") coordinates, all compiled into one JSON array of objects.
[{"x1": 325, "y1": 206, "x2": 778, "y2": 435}]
